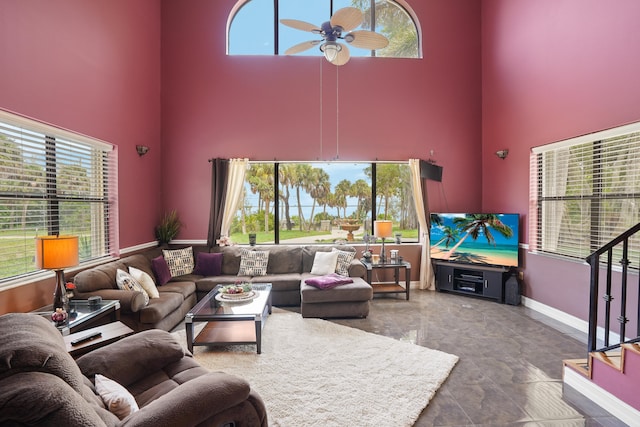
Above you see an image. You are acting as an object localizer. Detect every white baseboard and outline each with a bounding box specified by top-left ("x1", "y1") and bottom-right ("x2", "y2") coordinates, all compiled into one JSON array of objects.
[
  {"x1": 522, "y1": 296, "x2": 622, "y2": 343},
  {"x1": 564, "y1": 365, "x2": 640, "y2": 425}
]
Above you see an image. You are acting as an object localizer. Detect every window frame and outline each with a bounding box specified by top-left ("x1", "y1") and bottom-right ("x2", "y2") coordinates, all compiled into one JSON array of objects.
[
  {"x1": 227, "y1": 0, "x2": 421, "y2": 59},
  {"x1": 231, "y1": 160, "x2": 419, "y2": 245},
  {"x1": 0, "y1": 110, "x2": 118, "y2": 287},
  {"x1": 529, "y1": 122, "x2": 640, "y2": 265}
]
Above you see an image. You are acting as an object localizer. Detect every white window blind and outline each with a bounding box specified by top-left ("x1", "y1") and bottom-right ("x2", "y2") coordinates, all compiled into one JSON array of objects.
[
  {"x1": 0, "y1": 110, "x2": 118, "y2": 284},
  {"x1": 529, "y1": 122, "x2": 640, "y2": 264}
]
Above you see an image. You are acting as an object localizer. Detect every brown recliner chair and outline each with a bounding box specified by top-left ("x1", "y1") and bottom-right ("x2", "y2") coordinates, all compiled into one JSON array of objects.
[{"x1": 0, "y1": 313, "x2": 268, "y2": 426}]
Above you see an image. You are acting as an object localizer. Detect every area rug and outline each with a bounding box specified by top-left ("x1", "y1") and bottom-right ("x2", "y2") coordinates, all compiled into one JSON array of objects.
[{"x1": 173, "y1": 309, "x2": 458, "y2": 427}]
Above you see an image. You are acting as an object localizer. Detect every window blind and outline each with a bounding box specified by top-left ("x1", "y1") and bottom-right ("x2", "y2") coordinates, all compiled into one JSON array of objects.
[
  {"x1": 0, "y1": 110, "x2": 118, "y2": 284},
  {"x1": 529, "y1": 122, "x2": 640, "y2": 264}
]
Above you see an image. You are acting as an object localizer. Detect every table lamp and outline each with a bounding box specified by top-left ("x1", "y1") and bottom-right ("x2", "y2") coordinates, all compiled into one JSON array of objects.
[
  {"x1": 36, "y1": 235, "x2": 79, "y2": 310},
  {"x1": 373, "y1": 220, "x2": 393, "y2": 263}
]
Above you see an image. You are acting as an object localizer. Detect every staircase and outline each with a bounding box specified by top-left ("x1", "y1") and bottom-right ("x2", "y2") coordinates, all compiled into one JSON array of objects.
[{"x1": 562, "y1": 223, "x2": 640, "y2": 425}]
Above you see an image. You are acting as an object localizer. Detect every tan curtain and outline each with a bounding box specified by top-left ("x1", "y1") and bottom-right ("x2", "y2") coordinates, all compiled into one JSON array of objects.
[
  {"x1": 409, "y1": 159, "x2": 435, "y2": 290},
  {"x1": 220, "y1": 158, "x2": 248, "y2": 237}
]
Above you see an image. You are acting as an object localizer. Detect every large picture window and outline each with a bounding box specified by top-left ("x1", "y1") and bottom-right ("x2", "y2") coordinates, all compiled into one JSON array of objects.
[
  {"x1": 529, "y1": 122, "x2": 640, "y2": 264},
  {"x1": 0, "y1": 111, "x2": 118, "y2": 285},
  {"x1": 231, "y1": 161, "x2": 418, "y2": 245}
]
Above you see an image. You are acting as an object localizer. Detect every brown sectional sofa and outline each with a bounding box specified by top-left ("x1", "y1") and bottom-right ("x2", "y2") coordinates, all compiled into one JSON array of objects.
[
  {"x1": 72, "y1": 244, "x2": 370, "y2": 332},
  {"x1": 0, "y1": 312, "x2": 268, "y2": 426}
]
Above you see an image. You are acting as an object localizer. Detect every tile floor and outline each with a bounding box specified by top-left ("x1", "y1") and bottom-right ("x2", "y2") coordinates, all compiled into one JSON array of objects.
[{"x1": 319, "y1": 290, "x2": 629, "y2": 427}]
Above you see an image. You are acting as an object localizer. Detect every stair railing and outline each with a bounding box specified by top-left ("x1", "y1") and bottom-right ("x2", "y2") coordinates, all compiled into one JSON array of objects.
[{"x1": 585, "y1": 222, "x2": 640, "y2": 354}]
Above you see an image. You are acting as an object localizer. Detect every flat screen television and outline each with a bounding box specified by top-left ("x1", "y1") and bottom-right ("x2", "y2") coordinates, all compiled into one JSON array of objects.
[{"x1": 429, "y1": 213, "x2": 520, "y2": 268}]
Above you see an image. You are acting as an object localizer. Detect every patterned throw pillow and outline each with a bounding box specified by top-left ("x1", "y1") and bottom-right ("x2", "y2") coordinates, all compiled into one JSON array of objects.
[
  {"x1": 115, "y1": 269, "x2": 149, "y2": 305},
  {"x1": 238, "y1": 249, "x2": 269, "y2": 276},
  {"x1": 332, "y1": 248, "x2": 355, "y2": 276},
  {"x1": 162, "y1": 247, "x2": 194, "y2": 277}
]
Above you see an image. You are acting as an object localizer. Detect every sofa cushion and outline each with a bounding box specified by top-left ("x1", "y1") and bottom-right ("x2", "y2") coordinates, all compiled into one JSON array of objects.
[
  {"x1": 220, "y1": 246, "x2": 244, "y2": 275},
  {"x1": 310, "y1": 251, "x2": 339, "y2": 275},
  {"x1": 152, "y1": 255, "x2": 172, "y2": 285},
  {"x1": 193, "y1": 252, "x2": 223, "y2": 276},
  {"x1": 95, "y1": 373, "x2": 139, "y2": 419},
  {"x1": 116, "y1": 269, "x2": 149, "y2": 306},
  {"x1": 238, "y1": 249, "x2": 269, "y2": 276},
  {"x1": 138, "y1": 292, "x2": 185, "y2": 324},
  {"x1": 163, "y1": 247, "x2": 194, "y2": 277},
  {"x1": 265, "y1": 245, "x2": 302, "y2": 274}
]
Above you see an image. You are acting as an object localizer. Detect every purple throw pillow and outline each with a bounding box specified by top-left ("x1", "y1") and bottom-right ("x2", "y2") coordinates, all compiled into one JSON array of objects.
[
  {"x1": 193, "y1": 252, "x2": 223, "y2": 276},
  {"x1": 151, "y1": 256, "x2": 172, "y2": 286},
  {"x1": 305, "y1": 273, "x2": 354, "y2": 290}
]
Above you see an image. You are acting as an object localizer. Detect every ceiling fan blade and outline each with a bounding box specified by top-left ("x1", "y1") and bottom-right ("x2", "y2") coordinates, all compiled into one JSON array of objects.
[
  {"x1": 332, "y1": 44, "x2": 351, "y2": 66},
  {"x1": 284, "y1": 40, "x2": 321, "y2": 55},
  {"x1": 280, "y1": 19, "x2": 321, "y2": 33},
  {"x1": 330, "y1": 7, "x2": 362, "y2": 32},
  {"x1": 347, "y1": 30, "x2": 389, "y2": 50}
]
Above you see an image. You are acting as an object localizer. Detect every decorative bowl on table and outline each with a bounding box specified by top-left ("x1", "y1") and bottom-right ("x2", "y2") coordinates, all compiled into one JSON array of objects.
[{"x1": 217, "y1": 283, "x2": 255, "y2": 301}]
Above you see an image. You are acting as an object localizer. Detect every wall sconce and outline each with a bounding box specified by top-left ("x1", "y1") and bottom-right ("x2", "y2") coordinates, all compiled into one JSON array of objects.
[
  {"x1": 495, "y1": 149, "x2": 509, "y2": 159},
  {"x1": 136, "y1": 145, "x2": 150, "y2": 157}
]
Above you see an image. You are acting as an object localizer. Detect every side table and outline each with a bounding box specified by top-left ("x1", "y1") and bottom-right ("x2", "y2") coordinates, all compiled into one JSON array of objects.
[
  {"x1": 64, "y1": 321, "x2": 134, "y2": 358},
  {"x1": 362, "y1": 260, "x2": 411, "y2": 300},
  {"x1": 32, "y1": 299, "x2": 121, "y2": 335}
]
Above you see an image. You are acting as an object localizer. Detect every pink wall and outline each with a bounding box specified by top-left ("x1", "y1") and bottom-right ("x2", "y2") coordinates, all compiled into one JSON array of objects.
[
  {"x1": 161, "y1": 0, "x2": 483, "y2": 240},
  {"x1": 482, "y1": 0, "x2": 640, "y2": 319},
  {"x1": 0, "y1": 0, "x2": 162, "y2": 249}
]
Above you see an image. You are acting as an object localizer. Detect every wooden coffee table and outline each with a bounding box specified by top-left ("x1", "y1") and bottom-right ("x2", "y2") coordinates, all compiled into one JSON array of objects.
[{"x1": 185, "y1": 283, "x2": 272, "y2": 354}]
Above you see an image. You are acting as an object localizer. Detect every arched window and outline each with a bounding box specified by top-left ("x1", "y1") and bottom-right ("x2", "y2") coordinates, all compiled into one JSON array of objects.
[{"x1": 228, "y1": 0, "x2": 421, "y2": 59}]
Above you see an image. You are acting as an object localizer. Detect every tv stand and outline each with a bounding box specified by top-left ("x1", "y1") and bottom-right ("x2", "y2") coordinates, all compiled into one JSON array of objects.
[{"x1": 434, "y1": 261, "x2": 510, "y2": 303}]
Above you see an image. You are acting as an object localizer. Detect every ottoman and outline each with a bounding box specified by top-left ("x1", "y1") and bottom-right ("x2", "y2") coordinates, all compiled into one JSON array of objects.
[{"x1": 300, "y1": 277, "x2": 373, "y2": 318}]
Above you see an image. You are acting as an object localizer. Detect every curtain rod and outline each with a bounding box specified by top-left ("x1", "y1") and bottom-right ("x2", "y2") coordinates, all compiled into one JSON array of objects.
[{"x1": 207, "y1": 159, "x2": 413, "y2": 164}]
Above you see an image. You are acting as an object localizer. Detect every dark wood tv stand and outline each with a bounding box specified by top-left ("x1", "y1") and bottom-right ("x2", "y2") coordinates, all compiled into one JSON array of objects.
[{"x1": 434, "y1": 261, "x2": 511, "y2": 303}]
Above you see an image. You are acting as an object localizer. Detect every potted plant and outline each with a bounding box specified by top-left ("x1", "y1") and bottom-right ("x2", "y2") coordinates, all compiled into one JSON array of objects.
[{"x1": 156, "y1": 210, "x2": 182, "y2": 245}]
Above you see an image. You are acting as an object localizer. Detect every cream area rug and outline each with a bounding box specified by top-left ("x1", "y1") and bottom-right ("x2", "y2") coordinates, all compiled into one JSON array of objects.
[{"x1": 173, "y1": 309, "x2": 458, "y2": 427}]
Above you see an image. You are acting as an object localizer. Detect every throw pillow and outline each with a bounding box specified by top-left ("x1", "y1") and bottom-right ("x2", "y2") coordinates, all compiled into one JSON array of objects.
[
  {"x1": 151, "y1": 255, "x2": 172, "y2": 286},
  {"x1": 305, "y1": 273, "x2": 354, "y2": 289},
  {"x1": 238, "y1": 249, "x2": 269, "y2": 276},
  {"x1": 94, "y1": 374, "x2": 139, "y2": 420},
  {"x1": 332, "y1": 248, "x2": 356, "y2": 276},
  {"x1": 115, "y1": 269, "x2": 149, "y2": 305},
  {"x1": 162, "y1": 247, "x2": 194, "y2": 277},
  {"x1": 310, "y1": 251, "x2": 339, "y2": 275},
  {"x1": 128, "y1": 266, "x2": 159, "y2": 298},
  {"x1": 193, "y1": 252, "x2": 223, "y2": 276}
]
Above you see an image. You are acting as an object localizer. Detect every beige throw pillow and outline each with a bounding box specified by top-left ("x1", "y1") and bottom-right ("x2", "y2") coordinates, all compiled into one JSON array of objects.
[
  {"x1": 332, "y1": 248, "x2": 355, "y2": 276},
  {"x1": 129, "y1": 266, "x2": 160, "y2": 299},
  {"x1": 95, "y1": 374, "x2": 139, "y2": 420},
  {"x1": 311, "y1": 251, "x2": 339, "y2": 275},
  {"x1": 238, "y1": 249, "x2": 269, "y2": 276}
]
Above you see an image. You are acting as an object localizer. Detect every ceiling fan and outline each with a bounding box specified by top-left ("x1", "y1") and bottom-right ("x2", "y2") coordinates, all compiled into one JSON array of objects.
[{"x1": 280, "y1": 7, "x2": 389, "y2": 66}]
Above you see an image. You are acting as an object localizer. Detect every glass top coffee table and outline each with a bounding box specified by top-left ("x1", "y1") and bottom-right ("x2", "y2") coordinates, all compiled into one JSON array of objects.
[
  {"x1": 185, "y1": 283, "x2": 272, "y2": 354},
  {"x1": 33, "y1": 299, "x2": 121, "y2": 336}
]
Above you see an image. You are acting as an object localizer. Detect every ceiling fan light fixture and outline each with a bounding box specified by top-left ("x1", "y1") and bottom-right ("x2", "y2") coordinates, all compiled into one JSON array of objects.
[{"x1": 320, "y1": 41, "x2": 341, "y2": 63}]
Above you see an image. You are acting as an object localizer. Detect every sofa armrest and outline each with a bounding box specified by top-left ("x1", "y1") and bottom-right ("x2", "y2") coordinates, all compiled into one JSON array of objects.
[
  {"x1": 74, "y1": 289, "x2": 147, "y2": 313},
  {"x1": 348, "y1": 259, "x2": 366, "y2": 278},
  {"x1": 120, "y1": 373, "x2": 252, "y2": 427}
]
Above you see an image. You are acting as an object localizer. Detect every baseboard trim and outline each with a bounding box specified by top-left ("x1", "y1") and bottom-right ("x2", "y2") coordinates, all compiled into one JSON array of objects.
[
  {"x1": 563, "y1": 365, "x2": 640, "y2": 425},
  {"x1": 521, "y1": 296, "x2": 622, "y2": 343}
]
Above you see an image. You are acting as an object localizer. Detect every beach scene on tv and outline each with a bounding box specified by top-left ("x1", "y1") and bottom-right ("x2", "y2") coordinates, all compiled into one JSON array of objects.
[{"x1": 429, "y1": 213, "x2": 519, "y2": 268}]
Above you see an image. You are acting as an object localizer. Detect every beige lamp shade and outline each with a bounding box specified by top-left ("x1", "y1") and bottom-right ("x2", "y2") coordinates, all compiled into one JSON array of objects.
[
  {"x1": 373, "y1": 220, "x2": 393, "y2": 239},
  {"x1": 35, "y1": 235, "x2": 79, "y2": 269}
]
